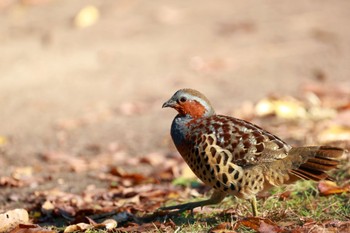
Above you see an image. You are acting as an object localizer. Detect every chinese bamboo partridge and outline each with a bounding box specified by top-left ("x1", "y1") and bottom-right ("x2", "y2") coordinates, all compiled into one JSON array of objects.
[{"x1": 161, "y1": 88, "x2": 345, "y2": 216}]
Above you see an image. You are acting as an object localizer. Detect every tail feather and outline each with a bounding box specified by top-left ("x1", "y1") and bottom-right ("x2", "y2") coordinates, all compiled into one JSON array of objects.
[
  {"x1": 289, "y1": 146, "x2": 345, "y2": 181},
  {"x1": 300, "y1": 157, "x2": 339, "y2": 171},
  {"x1": 291, "y1": 168, "x2": 329, "y2": 181},
  {"x1": 313, "y1": 146, "x2": 345, "y2": 158}
]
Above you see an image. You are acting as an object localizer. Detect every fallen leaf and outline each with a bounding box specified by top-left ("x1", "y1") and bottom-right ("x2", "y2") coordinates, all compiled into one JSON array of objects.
[
  {"x1": 9, "y1": 224, "x2": 56, "y2": 233},
  {"x1": 64, "y1": 223, "x2": 93, "y2": 232},
  {"x1": 115, "y1": 221, "x2": 175, "y2": 232},
  {"x1": 0, "y1": 176, "x2": 24, "y2": 187},
  {"x1": 83, "y1": 217, "x2": 117, "y2": 230},
  {"x1": 11, "y1": 167, "x2": 33, "y2": 180},
  {"x1": 0, "y1": 209, "x2": 29, "y2": 233},
  {"x1": 318, "y1": 180, "x2": 350, "y2": 196},
  {"x1": 0, "y1": 166, "x2": 44, "y2": 188},
  {"x1": 41, "y1": 201, "x2": 55, "y2": 215},
  {"x1": 152, "y1": 167, "x2": 175, "y2": 181},
  {"x1": 109, "y1": 167, "x2": 155, "y2": 185},
  {"x1": 259, "y1": 221, "x2": 282, "y2": 233},
  {"x1": 100, "y1": 219, "x2": 118, "y2": 229},
  {"x1": 236, "y1": 217, "x2": 283, "y2": 233},
  {"x1": 279, "y1": 191, "x2": 291, "y2": 200},
  {"x1": 323, "y1": 220, "x2": 350, "y2": 232},
  {"x1": 209, "y1": 222, "x2": 235, "y2": 233}
]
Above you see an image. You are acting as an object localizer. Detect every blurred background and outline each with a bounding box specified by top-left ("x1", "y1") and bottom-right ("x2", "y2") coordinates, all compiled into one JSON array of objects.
[{"x1": 1, "y1": 0, "x2": 350, "y2": 167}]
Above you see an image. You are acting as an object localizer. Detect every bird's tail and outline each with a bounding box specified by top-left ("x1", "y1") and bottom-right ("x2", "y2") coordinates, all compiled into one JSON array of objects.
[{"x1": 289, "y1": 146, "x2": 345, "y2": 181}]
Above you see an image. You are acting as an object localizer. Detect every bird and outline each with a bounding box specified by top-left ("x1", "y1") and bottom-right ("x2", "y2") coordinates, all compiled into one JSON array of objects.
[{"x1": 161, "y1": 88, "x2": 345, "y2": 216}]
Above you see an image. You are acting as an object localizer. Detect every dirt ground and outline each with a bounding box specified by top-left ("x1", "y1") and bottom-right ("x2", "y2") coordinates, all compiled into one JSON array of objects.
[{"x1": 1, "y1": 0, "x2": 350, "y2": 212}]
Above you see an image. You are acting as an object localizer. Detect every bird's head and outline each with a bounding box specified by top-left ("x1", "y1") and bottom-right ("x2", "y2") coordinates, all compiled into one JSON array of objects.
[{"x1": 162, "y1": 88, "x2": 215, "y2": 118}]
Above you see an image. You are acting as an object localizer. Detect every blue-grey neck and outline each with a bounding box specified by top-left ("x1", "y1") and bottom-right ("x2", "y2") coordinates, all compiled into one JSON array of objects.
[{"x1": 170, "y1": 114, "x2": 192, "y2": 148}]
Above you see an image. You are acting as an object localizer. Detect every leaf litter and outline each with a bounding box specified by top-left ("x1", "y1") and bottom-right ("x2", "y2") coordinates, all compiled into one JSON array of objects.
[{"x1": 1, "y1": 81, "x2": 350, "y2": 232}]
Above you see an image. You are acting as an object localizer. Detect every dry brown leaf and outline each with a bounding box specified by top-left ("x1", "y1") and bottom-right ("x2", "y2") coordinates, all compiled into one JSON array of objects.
[
  {"x1": 139, "y1": 189, "x2": 168, "y2": 199},
  {"x1": 83, "y1": 217, "x2": 117, "y2": 230},
  {"x1": 109, "y1": 167, "x2": 155, "y2": 185},
  {"x1": 209, "y1": 222, "x2": 235, "y2": 233},
  {"x1": 0, "y1": 166, "x2": 46, "y2": 188},
  {"x1": 9, "y1": 224, "x2": 55, "y2": 233},
  {"x1": 0, "y1": 209, "x2": 29, "y2": 233},
  {"x1": 338, "y1": 102, "x2": 350, "y2": 111},
  {"x1": 11, "y1": 167, "x2": 33, "y2": 180},
  {"x1": 41, "y1": 201, "x2": 54, "y2": 215},
  {"x1": 151, "y1": 167, "x2": 175, "y2": 181},
  {"x1": 99, "y1": 219, "x2": 118, "y2": 229},
  {"x1": 259, "y1": 221, "x2": 282, "y2": 233},
  {"x1": 64, "y1": 223, "x2": 93, "y2": 232},
  {"x1": 138, "y1": 157, "x2": 153, "y2": 165},
  {"x1": 323, "y1": 220, "x2": 350, "y2": 232},
  {"x1": 0, "y1": 176, "x2": 24, "y2": 187},
  {"x1": 318, "y1": 180, "x2": 350, "y2": 196},
  {"x1": 236, "y1": 217, "x2": 283, "y2": 233},
  {"x1": 116, "y1": 221, "x2": 175, "y2": 232},
  {"x1": 279, "y1": 191, "x2": 291, "y2": 200},
  {"x1": 40, "y1": 151, "x2": 90, "y2": 172},
  {"x1": 0, "y1": 166, "x2": 38, "y2": 188}
]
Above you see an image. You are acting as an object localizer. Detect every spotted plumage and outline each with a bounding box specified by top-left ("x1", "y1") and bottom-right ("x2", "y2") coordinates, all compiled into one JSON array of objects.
[{"x1": 161, "y1": 88, "x2": 345, "y2": 216}]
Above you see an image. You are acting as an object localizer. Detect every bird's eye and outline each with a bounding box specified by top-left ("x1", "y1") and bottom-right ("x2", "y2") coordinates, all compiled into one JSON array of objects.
[{"x1": 179, "y1": 97, "x2": 187, "y2": 103}]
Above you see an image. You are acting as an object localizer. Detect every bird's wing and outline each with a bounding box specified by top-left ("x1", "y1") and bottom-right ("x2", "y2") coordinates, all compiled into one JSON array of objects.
[{"x1": 191, "y1": 115, "x2": 291, "y2": 168}]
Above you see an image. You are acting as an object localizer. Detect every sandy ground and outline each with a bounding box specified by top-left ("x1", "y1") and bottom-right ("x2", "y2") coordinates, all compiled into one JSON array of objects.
[{"x1": 0, "y1": 0, "x2": 350, "y2": 207}]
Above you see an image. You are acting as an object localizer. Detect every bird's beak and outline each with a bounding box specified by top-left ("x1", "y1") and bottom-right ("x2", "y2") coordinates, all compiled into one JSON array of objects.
[{"x1": 162, "y1": 99, "x2": 176, "y2": 108}]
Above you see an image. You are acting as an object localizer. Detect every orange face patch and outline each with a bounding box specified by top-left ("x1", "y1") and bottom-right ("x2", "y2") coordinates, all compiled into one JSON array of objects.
[{"x1": 176, "y1": 100, "x2": 206, "y2": 118}]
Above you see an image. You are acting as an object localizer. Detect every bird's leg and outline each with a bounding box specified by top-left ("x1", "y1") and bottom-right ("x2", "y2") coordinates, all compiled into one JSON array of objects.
[
  {"x1": 160, "y1": 190, "x2": 226, "y2": 212},
  {"x1": 249, "y1": 196, "x2": 258, "y2": 216}
]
